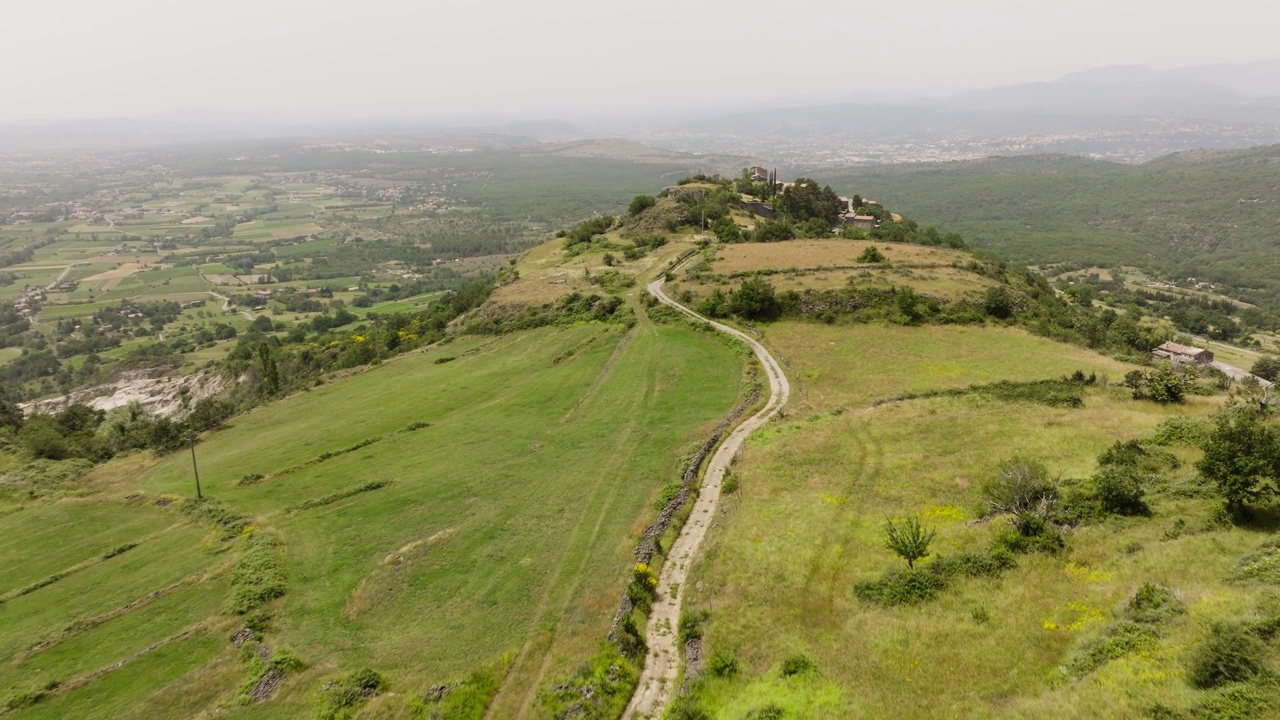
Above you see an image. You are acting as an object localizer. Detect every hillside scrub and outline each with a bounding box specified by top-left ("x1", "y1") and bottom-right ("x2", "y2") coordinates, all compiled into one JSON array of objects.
[
  {"x1": 536, "y1": 645, "x2": 637, "y2": 720},
  {"x1": 462, "y1": 290, "x2": 634, "y2": 334},
  {"x1": 687, "y1": 260, "x2": 1172, "y2": 362},
  {"x1": 822, "y1": 148, "x2": 1280, "y2": 315}
]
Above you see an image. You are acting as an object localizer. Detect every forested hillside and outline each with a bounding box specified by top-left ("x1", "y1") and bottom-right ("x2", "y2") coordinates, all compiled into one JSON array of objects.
[{"x1": 821, "y1": 146, "x2": 1280, "y2": 309}]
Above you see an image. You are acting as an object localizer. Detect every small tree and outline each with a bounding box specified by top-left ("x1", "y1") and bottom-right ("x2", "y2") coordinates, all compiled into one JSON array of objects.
[
  {"x1": 1252, "y1": 356, "x2": 1280, "y2": 382},
  {"x1": 884, "y1": 516, "x2": 936, "y2": 569},
  {"x1": 730, "y1": 277, "x2": 780, "y2": 320},
  {"x1": 628, "y1": 195, "x2": 656, "y2": 216},
  {"x1": 1126, "y1": 364, "x2": 1189, "y2": 403},
  {"x1": 1197, "y1": 410, "x2": 1278, "y2": 514},
  {"x1": 857, "y1": 245, "x2": 886, "y2": 263}
]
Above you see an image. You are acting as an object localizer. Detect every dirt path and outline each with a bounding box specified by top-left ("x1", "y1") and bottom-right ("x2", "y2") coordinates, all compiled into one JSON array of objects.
[
  {"x1": 198, "y1": 270, "x2": 255, "y2": 320},
  {"x1": 622, "y1": 278, "x2": 791, "y2": 719},
  {"x1": 44, "y1": 263, "x2": 74, "y2": 290}
]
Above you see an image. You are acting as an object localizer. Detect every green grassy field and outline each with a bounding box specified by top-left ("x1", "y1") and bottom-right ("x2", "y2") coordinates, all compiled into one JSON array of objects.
[
  {"x1": 677, "y1": 320, "x2": 1274, "y2": 719},
  {"x1": 0, "y1": 319, "x2": 742, "y2": 718}
]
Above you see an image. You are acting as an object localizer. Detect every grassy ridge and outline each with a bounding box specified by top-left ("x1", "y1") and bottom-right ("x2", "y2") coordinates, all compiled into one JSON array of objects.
[{"x1": 0, "y1": 320, "x2": 742, "y2": 717}]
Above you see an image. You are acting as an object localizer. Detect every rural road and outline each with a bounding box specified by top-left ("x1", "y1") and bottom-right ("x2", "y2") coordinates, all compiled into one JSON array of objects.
[
  {"x1": 623, "y1": 277, "x2": 791, "y2": 718},
  {"x1": 198, "y1": 271, "x2": 255, "y2": 320},
  {"x1": 44, "y1": 263, "x2": 74, "y2": 290}
]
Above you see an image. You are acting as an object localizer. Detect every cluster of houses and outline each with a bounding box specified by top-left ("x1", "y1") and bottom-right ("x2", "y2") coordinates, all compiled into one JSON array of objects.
[
  {"x1": 11, "y1": 289, "x2": 44, "y2": 318},
  {"x1": 747, "y1": 166, "x2": 881, "y2": 230}
]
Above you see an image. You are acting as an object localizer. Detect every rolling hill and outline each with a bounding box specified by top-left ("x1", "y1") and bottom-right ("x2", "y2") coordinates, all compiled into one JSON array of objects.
[{"x1": 820, "y1": 145, "x2": 1280, "y2": 311}]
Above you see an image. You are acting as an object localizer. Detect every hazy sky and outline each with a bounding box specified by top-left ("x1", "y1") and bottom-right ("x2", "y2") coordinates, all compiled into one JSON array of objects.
[{"x1": 2, "y1": 0, "x2": 1278, "y2": 123}]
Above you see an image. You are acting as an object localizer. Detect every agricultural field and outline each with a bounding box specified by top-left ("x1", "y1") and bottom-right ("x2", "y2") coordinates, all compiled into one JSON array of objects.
[
  {"x1": 1, "y1": 139, "x2": 721, "y2": 402},
  {"x1": 666, "y1": 238, "x2": 998, "y2": 314},
  {"x1": 0, "y1": 318, "x2": 744, "y2": 717}
]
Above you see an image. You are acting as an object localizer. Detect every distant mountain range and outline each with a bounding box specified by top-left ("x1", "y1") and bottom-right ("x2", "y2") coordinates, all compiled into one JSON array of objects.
[
  {"x1": 943, "y1": 60, "x2": 1280, "y2": 123},
  {"x1": 614, "y1": 60, "x2": 1280, "y2": 164},
  {"x1": 3, "y1": 60, "x2": 1279, "y2": 162}
]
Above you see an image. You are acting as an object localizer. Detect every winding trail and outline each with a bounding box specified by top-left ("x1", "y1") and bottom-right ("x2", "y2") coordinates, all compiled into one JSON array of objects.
[
  {"x1": 623, "y1": 277, "x2": 791, "y2": 719},
  {"x1": 198, "y1": 270, "x2": 254, "y2": 320}
]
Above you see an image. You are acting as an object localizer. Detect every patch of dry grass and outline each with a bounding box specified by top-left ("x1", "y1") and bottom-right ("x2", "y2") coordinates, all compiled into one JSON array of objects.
[{"x1": 712, "y1": 240, "x2": 964, "y2": 275}]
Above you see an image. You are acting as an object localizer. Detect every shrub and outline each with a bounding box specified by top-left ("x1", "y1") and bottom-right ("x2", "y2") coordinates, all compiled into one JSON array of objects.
[
  {"x1": 1126, "y1": 363, "x2": 1190, "y2": 403},
  {"x1": 991, "y1": 524, "x2": 1066, "y2": 554},
  {"x1": 414, "y1": 656, "x2": 510, "y2": 720},
  {"x1": 615, "y1": 616, "x2": 646, "y2": 660},
  {"x1": 1189, "y1": 683, "x2": 1272, "y2": 719},
  {"x1": 667, "y1": 696, "x2": 711, "y2": 720},
  {"x1": 931, "y1": 550, "x2": 1016, "y2": 578},
  {"x1": 628, "y1": 195, "x2": 656, "y2": 216},
  {"x1": 536, "y1": 645, "x2": 637, "y2": 720},
  {"x1": 1151, "y1": 416, "x2": 1211, "y2": 446},
  {"x1": 1187, "y1": 623, "x2": 1270, "y2": 689},
  {"x1": 1197, "y1": 410, "x2": 1280, "y2": 514},
  {"x1": 1094, "y1": 465, "x2": 1152, "y2": 516},
  {"x1": 707, "y1": 651, "x2": 739, "y2": 678},
  {"x1": 678, "y1": 608, "x2": 710, "y2": 644},
  {"x1": 857, "y1": 245, "x2": 886, "y2": 263},
  {"x1": 854, "y1": 568, "x2": 947, "y2": 606},
  {"x1": 745, "y1": 704, "x2": 786, "y2": 719},
  {"x1": 1067, "y1": 622, "x2": 1157, "y2": 676},
  {"x1": 1126, "y1": 583, "x2": 1186, "y2": 625},
  {"x1": 627, "y1": 563, "x2": 658, "y2": 613},
  {"x1": 1251, "y1": 356, "x2": 1280, "y2": 382},
  {"x1": 779, "y1": 654, "x2": 816, "y2": 677},
  {"x1": 652, "y1": 483, "x2": 682, "y2": 510},
  {"x1": 316, "y1": 668, "x2": 387, "y2": 720},
  {"x1": 981, "y1": 457, "x2": 1061, "y2": 536}
]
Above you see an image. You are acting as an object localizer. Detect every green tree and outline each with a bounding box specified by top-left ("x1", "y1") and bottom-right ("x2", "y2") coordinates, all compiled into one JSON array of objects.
[
  {"x1": 1197, "y1": 410, "x2": 1278, "y2": 513},
  {"x1": 895, "y1": 287, "x2": 923, "y2": 324},
  {"x1": 729, "y1": 277, "x2": 780, "y2": 321},
  {"x1": 778, "y1": 178, "x2": 843, "y2": 226},
  {"x1": 628, "y1": 195, "x2": 656, "y2": 216},
  {"x1": 857, "y1": 245, "x2": 886, "y2": 264},
  {"x1": 1251, "y1": 356, "x2": 1280, "y2": 382},
  {"x1": 983, "y1": 286, "x2": 1017, "y2": 319},
  {"x1": 696, "y1": 288, "x2": 729, "y2": 318},
  {"x1": 884, "y1": 516, "x2": 936, "y2": 569},
  {"x1": 712, "y1": 216, "x2": 742, "y2": 243},
  {"x1": 1126, "y1": 364, "x2": 1189, "y2": 403}
]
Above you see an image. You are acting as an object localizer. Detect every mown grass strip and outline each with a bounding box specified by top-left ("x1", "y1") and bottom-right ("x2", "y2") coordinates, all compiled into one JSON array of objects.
[
  {"x1": 0, "y1": 542, "x2": 142, "y2": 604},
  {"x1": 285, "y1": 480, "x2": 392, "y2": 513}
]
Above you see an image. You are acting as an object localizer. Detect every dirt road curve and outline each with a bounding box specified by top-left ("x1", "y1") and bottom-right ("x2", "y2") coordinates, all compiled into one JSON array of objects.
[{"x1": 623, "y1": 278, "x2": 791, "y2": 719}]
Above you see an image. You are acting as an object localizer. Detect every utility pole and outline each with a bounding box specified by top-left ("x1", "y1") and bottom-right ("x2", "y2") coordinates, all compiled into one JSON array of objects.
[{"x1": 190, "y1": 436, "x2": 203, "y2": 499}]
